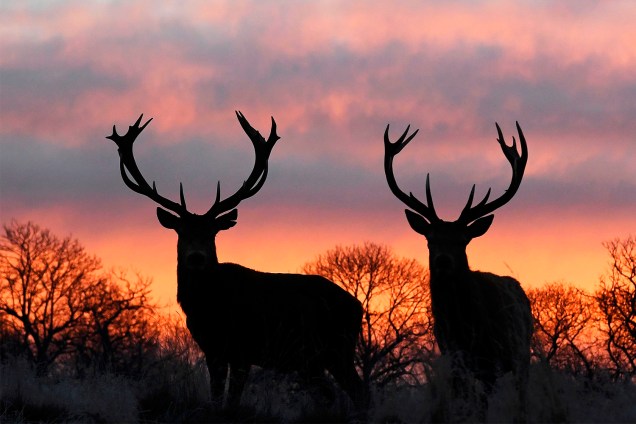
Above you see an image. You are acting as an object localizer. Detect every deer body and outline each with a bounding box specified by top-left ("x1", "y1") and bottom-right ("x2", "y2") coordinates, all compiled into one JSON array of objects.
[
  {"x1": 177, "y1": 262, "x2": 364, "y2": 408},
  {"x1": 384, "y1": 122, "x2": 533, "y2": 416},
  {"x1": 430, "y1": 268, "x2": 532, "y2": 386},
  {"x1": 178, "y1": 262, "x2": 362, "y2": 373},
  {"x1": 413, "y1": 219, "x2": 533, "y2": 387},
  {"x1": 108, "y1": 113, "x2": 365, "y2": 412}
]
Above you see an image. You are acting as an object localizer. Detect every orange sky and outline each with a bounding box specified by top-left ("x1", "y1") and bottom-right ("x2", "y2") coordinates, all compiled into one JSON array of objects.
[{"x1": 1, "y1": 1, "x2": 635, "y2": 305}]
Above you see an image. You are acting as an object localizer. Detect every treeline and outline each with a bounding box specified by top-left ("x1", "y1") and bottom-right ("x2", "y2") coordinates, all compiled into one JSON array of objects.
[
  {"x1": 0, "y1": 221, "x2": 203, "y2": 380},
  {"x1": 526, "y1": 236, "x2": 636, "y2": 380},
  {"x1": 1, "y1": 221, "x2": 635, "y2": 421},
  {"x1": 303, "y1": 239, "x2": 636, "y2": 386}
]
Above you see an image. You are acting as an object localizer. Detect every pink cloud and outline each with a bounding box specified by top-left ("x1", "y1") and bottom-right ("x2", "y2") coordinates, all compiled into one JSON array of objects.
[{"x1": 2, "y1": 1, "x2": 634, "y2": 302}]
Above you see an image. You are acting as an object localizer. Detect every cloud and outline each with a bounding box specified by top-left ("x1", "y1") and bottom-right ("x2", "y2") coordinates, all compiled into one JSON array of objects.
[{"x1": 1, "y1": 1, "x2": 634, "y2": 293}]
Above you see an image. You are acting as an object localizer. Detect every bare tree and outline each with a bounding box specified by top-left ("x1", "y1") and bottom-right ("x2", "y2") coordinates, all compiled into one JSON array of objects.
[
  {"x1": 303, "y1": 242, "x2": 434, "y2": 391},
  {"x1": 596, "y1": 235, "x2": 636, "y2": 379},
  {"x1": 0, "y1": 221, "x2": 103, "y2": 374},
  {"x1": 527, "y1": 281, "x2": 598, "y2": 376},
  {"x1": 0, "y1": 221, "x2": 157, "y2": 376},
  {"x1": 75, "y1": 270, "x2": 158, "y2": 376}
]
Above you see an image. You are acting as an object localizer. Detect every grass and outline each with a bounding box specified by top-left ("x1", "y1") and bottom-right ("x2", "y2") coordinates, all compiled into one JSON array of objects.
[{"x1": 2, "y1": 355, "x2": 636, "y2": 423}]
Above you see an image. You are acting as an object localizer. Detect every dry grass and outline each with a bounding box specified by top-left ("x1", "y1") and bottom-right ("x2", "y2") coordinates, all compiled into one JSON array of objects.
[{"x1": 2, "y1": 355, "x2": 636, "y2": 423}]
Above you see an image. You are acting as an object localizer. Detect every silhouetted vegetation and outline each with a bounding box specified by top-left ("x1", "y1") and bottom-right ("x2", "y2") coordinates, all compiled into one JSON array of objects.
[
  {"x1": 595, "y1": 235, "x2": 636, "y2": 379},
  {"x1": 525, "y1": 237, "x2": 636, "y2": 383},
  {"x1": 303, "y1": 242, "x2": 435, "y2": 391},
  {"x1": 0, "y1": 221, "x2": 158, "y2": 377},
  {"x1": 527, "y1": 281, "x2": 602, "y2": 379},
  {"x1": 1, "y1": 222, "x2": 636, "y2": 422}
]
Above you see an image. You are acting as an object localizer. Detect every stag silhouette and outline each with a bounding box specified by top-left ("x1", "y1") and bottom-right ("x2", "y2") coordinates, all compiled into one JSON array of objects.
[
  {"x1": 107, "y1": 113, "x2": 366, "y2": 414},
  {"x1": 384, "y1": 122, "x2": 533, "y2": 417}
]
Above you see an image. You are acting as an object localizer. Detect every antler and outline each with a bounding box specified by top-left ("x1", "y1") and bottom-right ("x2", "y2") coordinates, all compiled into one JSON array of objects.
[
  {"x1": 384, "y1": 124, "x2": 440, "y2": 223},
  {"x1": 457, "y1": 121, "x2": 528, "y2": 224},
  {"x1": 107, "y1": 114, "x2": 188, "y2": 216},
  {"x1": 205, "y1": 111, "x2": 280, "y2": 218}
]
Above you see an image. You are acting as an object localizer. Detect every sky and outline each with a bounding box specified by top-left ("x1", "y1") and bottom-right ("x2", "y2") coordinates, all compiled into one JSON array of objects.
[{"x1": 1, "y1": 1, "x2": 634, "y2": 304}]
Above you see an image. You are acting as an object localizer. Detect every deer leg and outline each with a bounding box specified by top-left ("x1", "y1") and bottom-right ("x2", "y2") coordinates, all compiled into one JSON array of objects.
[
  {"x1": 296, "y1": 367, "x2": 334, "y2": 411},
  {"x1": 329, "y1": 362, "x2": 369, "y2": 414},
  {"x1": 473, "y1": 362, "x2": 497, "y2": 422},
  {"x1": 449, "y1": 353, "x2": 472, "y2": 400},
  {"x1": 514, "y1": 362, "x2": 530, "y2": 423},
  {"x1": 206, "y1": 357, "x2": 228, "y2": 409},
  {"x1": 226, "y1": 363, "x2": 249, "y2": 410}
]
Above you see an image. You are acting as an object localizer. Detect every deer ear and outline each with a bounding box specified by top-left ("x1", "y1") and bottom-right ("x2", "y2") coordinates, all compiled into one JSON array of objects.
[
  {"x1": 466, "y1": 215, "x2": 494, "y2": 239},
  {"x1": 405, "y1": 209, "x2": 431, "y2": 237},
  {"x1": 157, "y1": 208, "x2": 180, "y2": 230},
  {"x1": 215, "y1": 209, "x2": 238, "y2": 231}
]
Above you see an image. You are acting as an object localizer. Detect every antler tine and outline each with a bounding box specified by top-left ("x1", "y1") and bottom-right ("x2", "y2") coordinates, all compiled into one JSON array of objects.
[
  {"x1": 236, "y1": 111, "x2": 280, "y2": 150},
  {"x1": 179, "y1": 183, "x2": 187, "y2": 210},
  {"x1": 458, "y1": 122, "x2": 528, "y2": 224},
  {"x1": 384, "y1": 124, "x2": 420, "y2": 154},
  {"x1": 107, "y1": 115, "x2": 188, "y2": 215},
  {"x1": 206, "y1": 112, "x2": 279, "y2": 217},
  {"x1": 424, "y1": 174, "x2": 440, "y2": 219},
  {"x1": 384, "y1": 124, "x2": 440, "y2": 223}
]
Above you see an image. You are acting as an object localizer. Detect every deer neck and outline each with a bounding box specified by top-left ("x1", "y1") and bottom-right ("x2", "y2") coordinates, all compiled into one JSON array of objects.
[
  {"x1": 428, "y1": 246, "x2": 470, "y2": 277},
  {"x1": 175, "y1": 253, "x2": 220, "y2": 311},
  {"x1": 428, "y1": 250, "x2": 472, "y2": 307}
]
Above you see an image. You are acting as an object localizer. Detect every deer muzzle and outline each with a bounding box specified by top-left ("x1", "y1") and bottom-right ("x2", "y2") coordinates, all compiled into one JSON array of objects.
[
  {"x1": 432, "y1": 253, "x2": 456, "y2": 276},
  {"x1": 185, "y1": 251, "x2": 207, "y2": 270}
]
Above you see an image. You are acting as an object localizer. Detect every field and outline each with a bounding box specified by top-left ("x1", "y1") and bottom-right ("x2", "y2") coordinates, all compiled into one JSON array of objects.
[{"x1": 2, "y1": 354, "x2": 635, "y2": 423}]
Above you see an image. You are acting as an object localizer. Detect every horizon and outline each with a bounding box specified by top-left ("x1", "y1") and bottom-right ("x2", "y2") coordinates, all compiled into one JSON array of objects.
[{"x1": 1, "y1": 1, "x2": 635, "y2": 304}]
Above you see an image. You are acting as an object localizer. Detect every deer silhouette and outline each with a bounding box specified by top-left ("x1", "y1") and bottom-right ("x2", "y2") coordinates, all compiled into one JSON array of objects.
[
  {"x1": 384, "y1": 122, "x2": 533, "y2": 415},
  {"x1": 107, "y1": 113, "x2": 366, "y2": 413}
]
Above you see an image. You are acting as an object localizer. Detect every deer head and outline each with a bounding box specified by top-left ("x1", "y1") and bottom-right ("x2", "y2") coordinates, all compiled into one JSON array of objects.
[
  {"x1": 107, "y1": 112, "x2": 279, "y2": 272},
  {"x1": 384, "y1": 122, "x2": 528, "y2": 278}
]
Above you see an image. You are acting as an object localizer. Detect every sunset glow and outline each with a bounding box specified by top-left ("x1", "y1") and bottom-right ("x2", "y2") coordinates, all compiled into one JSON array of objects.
[{"x1": 1, "y1": 1, "x2": 634, "y2": 304}]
